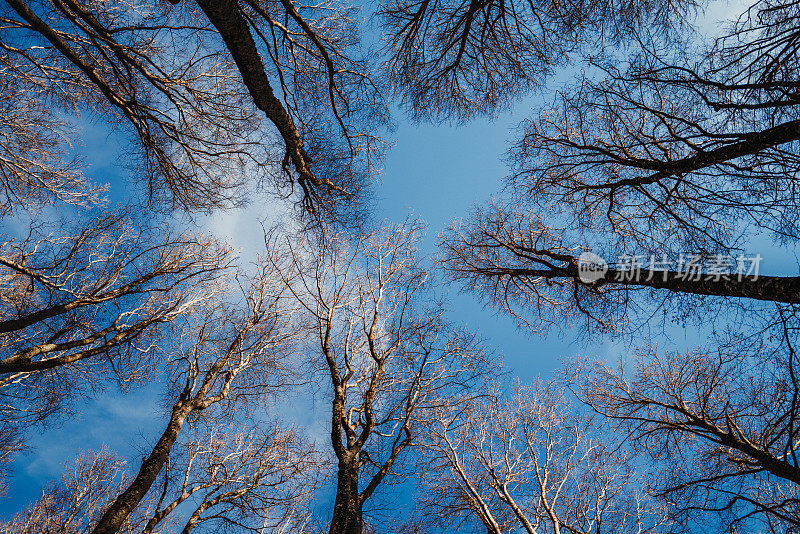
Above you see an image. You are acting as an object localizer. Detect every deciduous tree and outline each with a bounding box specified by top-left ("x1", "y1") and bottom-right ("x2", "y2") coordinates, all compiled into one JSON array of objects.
[
  {"x1": 380, "y1": 0, "x2": 698, "y2": 120},
  {"x1": 1, "y1": 0, "x2": 389, "y2": 221},
  {"x1": 569, "y1": 319, "x2": 800, "y2": 532},
  {"x1": 0, "y1": 209, "x2": 229, "y2": 490},
  {"x1": 266, "y1": 223, "x2": 495, "y2": 534},
  {"x1": 438, "y1": 0, "x2": 800, "y2": 329},
  {"x1": 0, "y1": 450, "x2": 137, "y2": 534},
  {"x1": 91, "y1": 261, "x2": 303, "y2": 534},
  {"x1": 419, "y1": 381, "x2": 669, "y2": 534}
]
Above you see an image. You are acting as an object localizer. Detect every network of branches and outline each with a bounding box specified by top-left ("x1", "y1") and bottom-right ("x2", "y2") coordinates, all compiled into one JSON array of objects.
[{"x1": 1, "y1": 0, "x2": 800, "y2": 533}]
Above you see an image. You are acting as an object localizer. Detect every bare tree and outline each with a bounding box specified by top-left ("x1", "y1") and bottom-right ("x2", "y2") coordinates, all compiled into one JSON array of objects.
[
  {"x1": 422, "y1": 3, "x2": 800, "y2": 531},
  {"x1": 0, "y1": 75, "x2": 102, "y2": 214},
  {"x1": 0, "y1": 208, "x2": 229, "y2": 498},
  {"x1": 0, "y1": 423, "x2": 317, "y2": 534},
  {"x1": 0, "y1": 449, "x2": 138, "y2": 534},
  {"x1": 0, "y1": 209, "x2": 229, "y2": 437},
  {"x1": 265, "y1": 223, "x2": 495, "y2": 534},
  {"x1": 139, "y1": 421, "x2": 320, "y2": 534},
  {"x1": 418, "y1": 381, "x2": 670, "y2": 534},
  {"x1": 1, "y1": 0, "x2": 388, "y2": 220},
  {"x1": 0, "y1": 426, "x2": 22, "y2": 497},
  {"x1": 568, "y1": 315, "x2": 800, "y2": 533},
  {"x1": 438, "y1": 0, "x2": 800, "y2": 328},
  {"x1": 379, "y1": 0, "x2": 698, "y2": 121},
  {"x1": 440, "y1": 206, "x2": 800, "y2": 336},
  {"x1": 90, "y1": 260, "x2": 304, "y2": 534}
]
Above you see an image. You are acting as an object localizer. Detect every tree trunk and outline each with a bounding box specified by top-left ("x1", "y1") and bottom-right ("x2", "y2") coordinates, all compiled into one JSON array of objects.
[
  {"x1": 193, "y1": 0, "x2": 315, "y2": 184},
  {"x1": 91, "y1": 402, "x2": 193, "y2": 534},
  {"x1": 492, "y1": 263, "x2": 800, "y2": 304},
  {"x1": 329, "y1": 458, "x2": 363, "y2": 534}
]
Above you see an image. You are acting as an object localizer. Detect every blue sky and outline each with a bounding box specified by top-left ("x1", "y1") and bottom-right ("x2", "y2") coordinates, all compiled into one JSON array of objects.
[
  {"x1": 378, "y1": 103, "x2": 581, "y2": 375},
  {"x1": 0, "y1": 93, "x2": 583, "y2": 522},
  {"x1": 1, "y1": 0, "x2": 790, "y2": 522}
]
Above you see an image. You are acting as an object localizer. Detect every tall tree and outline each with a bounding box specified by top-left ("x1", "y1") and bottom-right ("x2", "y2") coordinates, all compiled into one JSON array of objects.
[
  {"x1": 138, "y1": 422, "x2": 319, "y2": 534},
  {"x1": 91, "y1": 261, "x2": 304, "y2": 534},
  {"x1": 419, "y1": 381, "x2": 670, "y2": 534},
  {"x1": 568, "y1": 317, "x2": 800, "y2": 532},
  {"x1": 0, "y1": 450, "x2": 136, "y2": 534},
  {"x1": 436, "y1": 0, "x2": 800, "y2": 329},
  {"x1": 1, "y1": 0, "x2": 389, "y2": 221},
  {"x1": 0, "y1": 209, "x2": 229, "y2": 488},
  {"x1": 397, "y1": 0, "x2": 800, "y2": 530},
  {"x1": 1, "y1": 424, "x2": 318, "y2": 533},
  {"x1": 265, "y1": 223, "x2": 495, "y2": 534},
  {"x1": 380, "y1": 0, "x2": 698, "y2": 120}
]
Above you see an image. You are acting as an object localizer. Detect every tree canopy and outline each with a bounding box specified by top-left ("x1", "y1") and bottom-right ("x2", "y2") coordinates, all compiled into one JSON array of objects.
[{"x1": 3, "y1": 0, "x2": 800, "y2": 532}]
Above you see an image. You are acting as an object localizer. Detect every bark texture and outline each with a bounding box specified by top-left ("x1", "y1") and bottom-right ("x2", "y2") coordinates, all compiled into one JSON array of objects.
[
  {"x1": 329, "y1": 457, "x2": 363, "y2": 534},
  {"x1": 91, "y1": 402, "x2": 192, "y2": 534}
]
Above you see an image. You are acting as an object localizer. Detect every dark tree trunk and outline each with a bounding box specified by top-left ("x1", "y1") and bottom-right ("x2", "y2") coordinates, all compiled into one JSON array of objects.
[
  {"x1": 329, "y1": 458, "x2": 363, "y2": 534},
  {"x1": 193, "y1": 0, "x2": 316, "y2": 184},
  {"x1": 493, "y1": 263, "x2": 800, "y2": 304},
  {"x1": 91, "y1": 402, "x2": 192, "y2": 534},
  {"x1": 597, "y1": 268, "x2": 800, "y2": 303}
]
